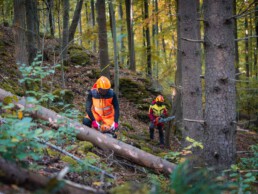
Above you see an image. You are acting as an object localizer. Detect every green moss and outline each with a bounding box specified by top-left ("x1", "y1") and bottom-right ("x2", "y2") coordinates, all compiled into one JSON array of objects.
[
  {"x1": 61, "y1": 155, "x2": 77, "y2": 166},
  {"x1": 46, "y1": 148, "x2": 60, "y2": 157},
  {"x1": 111, "y1": 182, "x2": 149, "y2": 194},
  {"x1": 69, "y1": 48, "x2": 90, "y2": 66},
  {"x1": 85, "y1": 152, "x2": 100, "y2": 160},
  {"x1": 141, "y1": 146, "x2": 152, "y2": 153},
  {"x1": 78, "y1": 141, "x2": 94, "y2": 154},
  {"x1": 119, "y1": 78, "x2": 149, "y2": 104}
]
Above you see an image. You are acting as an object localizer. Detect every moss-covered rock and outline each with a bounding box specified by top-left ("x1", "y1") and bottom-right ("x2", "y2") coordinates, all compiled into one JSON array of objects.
[
  {"x1": 119, "y1": 78, "x2": 149, "y2": 104},
  {"x1": 69, "y1": 48, "x2": 90, "y2": 66},
  {"x1": 88, "y1": 68, "x2": 101, "y2": 79},
  {"x1": 85, "y1": 152, "x2": 100, "y2": 160},
  {"x1": 121, "y1": 122, "x2": 134, "y2": 131},
  {"x1": 77, "y1": 141, "x2": 94, "y2": 154}
]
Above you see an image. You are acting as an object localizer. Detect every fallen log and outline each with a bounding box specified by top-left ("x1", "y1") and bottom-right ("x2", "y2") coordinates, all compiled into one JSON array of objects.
[
  {"x1": 0, "y1": 157, "x2": 104, "y2": 194},
  {"x1": 0, "y1": 88, "x2": 176, "y2": 175}
]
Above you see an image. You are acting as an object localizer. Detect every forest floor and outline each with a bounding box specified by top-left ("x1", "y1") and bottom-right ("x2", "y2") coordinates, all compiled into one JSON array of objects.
[{"x1": 0, "y1": 24, "x2": 258, "y2": 193}]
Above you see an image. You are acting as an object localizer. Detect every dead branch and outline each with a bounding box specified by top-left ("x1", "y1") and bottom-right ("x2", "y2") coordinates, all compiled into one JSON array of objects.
[
  {"x1": 36, "y1": 137, "x2": 115, "y2": 179},
  {"x1": 0, "y1": 157, "x2": 104, "y2": 194}
]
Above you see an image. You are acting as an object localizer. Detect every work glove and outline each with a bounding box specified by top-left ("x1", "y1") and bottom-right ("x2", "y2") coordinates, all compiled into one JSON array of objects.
[
  {"x1": 92, "y1": 120, "x2": 100, "y2": 130},
  {"x1": 111, "y1": 122, "x2": 119, "y2": 131}
]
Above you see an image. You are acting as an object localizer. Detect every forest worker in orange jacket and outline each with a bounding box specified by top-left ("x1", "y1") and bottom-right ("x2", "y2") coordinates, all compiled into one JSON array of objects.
[
  {"x1": 83, "y1": 76, "x2": 119, "y2": 133},
  {"x1": 148, "y1": 95, "x2": 168, "y2": 147}
]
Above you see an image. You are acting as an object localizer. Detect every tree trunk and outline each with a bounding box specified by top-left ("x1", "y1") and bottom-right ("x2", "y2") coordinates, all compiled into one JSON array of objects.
[
  {"x1": 69, "y1": 0, "x2": 84, "y2": 42},
  {"x1": 61, "y1": 0, "x2": 69, "y2": 87},
  {"x1": 125, "y1": 0, "x2": 136, "y2": 71},
  {"x1": 178, "y1": 0, "x2": 203, "y2": 150},
  {"x1": 46, "y1": 0, "x2": 55, "y2": 37},
  {"x1": 96, "y1": 0, "x2": 110, "y2": 78},
  {"x1": 13, "y1": 0, "x2": 28, "y2": 66},
  {"x1": 0, "y1": 88, "x2": 176, "y2": 175},
  {"x1": 0, "y1": 157, "x2": 103, "y2": 194},
  {"x1": 25, "y1": 0, "x2": 38, "y2": 65},
  {"x1": 118, "y1": 0, "x2": 125, "y2": 66},
  {"x1": 203, "y1": 0, "x2": 236, "y2": 170},
  {"x1": 90, "y1": 0, "x2": 96, "y2": 53},
  {"x1": 109, "y1": 0, "x2": 119, "y2": 95},
  {"x1": 173, "y1": 0, "x2": 183, "y2": 138},
  {"x1": 144, "y1": 0, "x2": 151, "y2": 77},
  {"x1": 255, "y1": 1, "x2": 258, "y2": 77}
]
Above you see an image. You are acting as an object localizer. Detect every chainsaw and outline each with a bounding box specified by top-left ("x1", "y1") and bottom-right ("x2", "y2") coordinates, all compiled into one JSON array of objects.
[
  {"x1": 154, "y1": 115, "x2": 175, "y2": 126},
  {"x1": 98, "y1": 124, "x2": 118, "y2": 138}
]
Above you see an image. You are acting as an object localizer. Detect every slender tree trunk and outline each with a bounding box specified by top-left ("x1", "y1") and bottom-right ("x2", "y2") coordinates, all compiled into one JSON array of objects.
[
  {"x1": 61, "y1": 0, "x2": 69, "y2": 88},
  {"x1": 125, "y1": 0, "x2": 136, "y2": 71},
  {"x1": 144, "y1": 0, "x2": 151, "y2": 77},
  {"x1": 96, "y1": 0, "x2": 110, "y2": 78},
  {"x1": 25, "y1": 0, "x2": 38, "y2": 65},
  {"x1": 13, "y1": 0, "x2": 28, "y2": 66},
  {"x1": 118, "y1": 0, "x2": 125, "y2": 66},
  {"x1": 109, "y1": 0, "x2": 119, "y2": 95},
  {"x1": 90, "y1": 0, "x2": 96, "y2": 52},
  {"x1": 203, "y1": 0, "x2": 236, "y2": 170},
  {"x1": 46, "y1": 0, "x2": 55, "y2": 37},
  {"x1": 233, "y1": 0, "x2": 240, "y2": 80},
  {"x1": 255, "y1": 2, "x2": 258, "y2": 77},
  {"x1": 245, "y1": 17, "x2": 249, "y2": 78},
  {"x1": 69, "y1": 0, "x2": 84, "y2": 42}
]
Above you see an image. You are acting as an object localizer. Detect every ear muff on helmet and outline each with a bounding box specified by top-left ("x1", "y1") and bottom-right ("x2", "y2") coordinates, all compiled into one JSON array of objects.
[
  {"x1": 96, "y1": 76, "x2": 111, "y2": 89},
  {"x1": 155, "y1": 95, "x2": 164, "y2": 102}
]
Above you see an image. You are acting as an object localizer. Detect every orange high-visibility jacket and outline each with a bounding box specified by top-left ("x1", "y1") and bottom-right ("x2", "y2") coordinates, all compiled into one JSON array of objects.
[{"x1": 86, "y1": 88, "x2": 119, "y2": 123}]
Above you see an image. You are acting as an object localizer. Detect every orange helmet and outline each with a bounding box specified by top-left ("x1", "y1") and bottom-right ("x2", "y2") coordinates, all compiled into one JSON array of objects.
[
  {"x1": 155, "y1": 95, "x2": 164, "y2": 102},
  {"x1": 96, "y1": 76, "x2": 111, "y2": 89}
]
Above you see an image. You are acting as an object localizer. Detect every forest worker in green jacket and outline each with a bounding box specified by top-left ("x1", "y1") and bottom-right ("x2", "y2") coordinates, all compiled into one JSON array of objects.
[{"x1": 148, "y1": 95, "x2": 168, "y2": 148}]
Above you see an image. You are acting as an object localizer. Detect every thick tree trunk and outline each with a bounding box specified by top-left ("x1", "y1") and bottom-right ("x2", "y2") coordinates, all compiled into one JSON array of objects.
[
  {"x1": 178, "y1": 0, "x2": 203, "y2": 152},
  {"x1": 13, "y1": 0, "x2": 28, "y2": 66},
  {"x1": 69, "y1": 0, "x2": 84, "y2": 42},
  {"x1": 203, "y1": 0, "x2": 236, "y2": 170},
  {"x1": 0, "y1": 88, "x2": 176, "y2": 175},
  {"x1": 0, "y1": 157, "x2": 103, "y2": 194},
  {"x1": 96, "y1": 0, "x2": 110, "y2": 78}
]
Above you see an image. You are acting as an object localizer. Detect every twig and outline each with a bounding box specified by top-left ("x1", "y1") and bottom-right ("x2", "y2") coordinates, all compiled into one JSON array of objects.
[
  {"x1": 35, "y1": 137, "x2": 115, "y2": 179},
  {"x1": 237, "y1": 151, "x2": 254, "y2": 154},
  {"x1": 235, "y1": 35, "x2": 258, "y2": 41},
  {"x1": 183, "y1": 118, "x2": 205, "y2": 124},
  {"x1": 63, "y1": 179, "x2": 105, "y2": 193}
]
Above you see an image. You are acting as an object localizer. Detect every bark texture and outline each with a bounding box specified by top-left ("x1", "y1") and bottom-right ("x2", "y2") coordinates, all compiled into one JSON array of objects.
[
  {"x1": 13, "y1": 0, "x2": 28, "y2": 65},
  {"x1": 69, "y1": 0, "x2": 84, "y2": 42},
  {"x1": 203, "y1": 0, "x2": 236, "y2": 170},
  {"x1": 178, "y1": 0, "x2": 203, "y2": 151},
  {"x1": 96, "y1": 0, "x2": 110, "y2": 78},
  {"x1": 0, "y1": 88, "x2": 176, "y2": 175}
]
